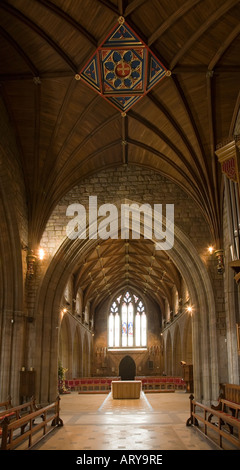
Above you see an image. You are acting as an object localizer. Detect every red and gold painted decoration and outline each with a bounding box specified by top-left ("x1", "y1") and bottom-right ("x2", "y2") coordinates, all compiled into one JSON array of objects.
[
  {"x1": 221, "y1": 157, "x2": 237, "y2": 182},
  {"x1": 78, "y1": 17, "x2": 167, "y2": 113},
  {"x1": 216, "y1": 140, "x2": 240, "y2": 184}
]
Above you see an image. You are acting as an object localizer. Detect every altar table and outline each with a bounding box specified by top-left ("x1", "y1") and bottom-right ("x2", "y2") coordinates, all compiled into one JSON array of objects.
[{"x1": 111, "y1": 380, "x2": 142, "y2": 399}]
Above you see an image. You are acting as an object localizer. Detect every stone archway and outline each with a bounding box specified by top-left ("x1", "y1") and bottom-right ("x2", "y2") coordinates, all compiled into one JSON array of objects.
[
  {"x1": 119, "y1": 356, "x2": 136, "y2": 380},
  {"x1": 34, "y1": 202, "x2": 218, "y2": 404}
]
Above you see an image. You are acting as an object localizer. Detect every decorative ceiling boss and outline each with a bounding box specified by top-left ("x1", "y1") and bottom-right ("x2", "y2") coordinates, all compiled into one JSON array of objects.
[{"x1": 78, "y1": 17, "x2": 167, "y2": 113}]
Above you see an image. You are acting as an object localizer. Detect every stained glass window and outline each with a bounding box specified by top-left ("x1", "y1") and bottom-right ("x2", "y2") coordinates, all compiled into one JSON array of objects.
[{"x1": 108, "y1": 291, "x2": 147, "y2": 348}]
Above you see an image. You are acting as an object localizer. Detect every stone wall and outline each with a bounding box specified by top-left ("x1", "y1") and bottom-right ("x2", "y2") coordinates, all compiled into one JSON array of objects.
[
  {"x1": 93, "y1": 294, "x2": 162, "y2": 377},
  {"x1": 40, "y1": 164, "x2": 212, "y2": 260}
]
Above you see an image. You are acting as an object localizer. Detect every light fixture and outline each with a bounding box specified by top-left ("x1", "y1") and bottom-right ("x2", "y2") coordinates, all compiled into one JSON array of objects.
[
  {"x1": 208, "y1": 246, "x2": 214, "y2": 254},
  {"x1": 38, "y1": 248, "x2": 45, "y2": 260},
  {"x1": 187, "y1": 306, "x2": 192, "y2": 314}
]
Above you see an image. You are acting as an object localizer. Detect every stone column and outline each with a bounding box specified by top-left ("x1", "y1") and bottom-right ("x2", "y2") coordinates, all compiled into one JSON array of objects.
[{"x1": 0, "y1": 310, "x2": 26, "y2": 404}]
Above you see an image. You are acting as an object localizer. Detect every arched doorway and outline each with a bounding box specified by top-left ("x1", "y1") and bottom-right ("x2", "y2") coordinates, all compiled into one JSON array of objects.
[{"x1": 119, "y1": 356, "x2": 136, "y2": 380}]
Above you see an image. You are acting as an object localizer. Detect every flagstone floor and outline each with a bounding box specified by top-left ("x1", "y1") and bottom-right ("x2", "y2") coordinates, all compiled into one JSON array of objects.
[{"x1": 32, "y1": 391, "x2": 229, "y2": 451}]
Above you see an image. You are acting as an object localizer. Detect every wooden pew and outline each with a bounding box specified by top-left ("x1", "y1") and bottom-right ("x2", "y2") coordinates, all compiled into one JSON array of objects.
[
  {"x1": 212, "y1": 383, "x2": 240, "y2": 407},
  {"x1": 0, "y1": 397, "x2": 38, "y2": 437},
  {"x1": 0, "y1": 396, "x2": 12, "y2": 412},
  {"x1": 208, "y1": 383, "x2": 240, "y2": 430},
  {"x1": 0, "y1": 397, "x2": 15, "y2": 424},
  {"x1": 1, "y1": 397, "x2": 63, "y2": 450},
  {"x1": 223, "y1": 383, "x2": 240, "y2": 405},
  {"x1": 186, "y1": 394, "x2": 240, "y2": 449}
]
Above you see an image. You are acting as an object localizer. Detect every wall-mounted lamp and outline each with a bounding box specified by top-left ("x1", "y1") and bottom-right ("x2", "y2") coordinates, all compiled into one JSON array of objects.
[
  {"x1": 60, "y1": 308, "x2": 67, "y2": 321},
  {"x1": 38, "y1": 248, "x2": 45, "y2": 260},
  {"x1": 208, "y1": 246, "x2": 214, "y2": 254}
]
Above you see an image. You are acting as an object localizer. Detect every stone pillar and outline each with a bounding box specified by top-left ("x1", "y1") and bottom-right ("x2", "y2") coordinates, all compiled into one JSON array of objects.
[
  {"x1": 0, "y1": 310, "x2": 26, "y2": 404},
  {"x1": 0, "y1": 310, "x2": 14, "y2": 402}
]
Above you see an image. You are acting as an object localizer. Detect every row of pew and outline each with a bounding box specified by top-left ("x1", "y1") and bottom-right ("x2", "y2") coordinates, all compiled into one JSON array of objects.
[
  {"x1": 187, "y1": 383, "x2": 240, "y2": 450},
  {"x1": 62, "y1": 376, "x2": 186, "y2": 393},
  {"x1": 0, "y1": 396, "x2": 63, "y2": 450},
  {"x1": 136, "y1": 376, "x2": 186, "y2": 391}
]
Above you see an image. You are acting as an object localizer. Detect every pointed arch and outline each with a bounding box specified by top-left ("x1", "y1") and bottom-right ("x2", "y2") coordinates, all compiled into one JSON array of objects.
[{"x1": 34, "y1": 201, "x2": 218, "y2": 404}]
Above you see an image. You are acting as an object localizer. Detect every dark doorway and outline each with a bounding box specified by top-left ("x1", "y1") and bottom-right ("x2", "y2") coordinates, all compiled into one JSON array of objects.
[{"x1": 119, "y1": 356, "x2": 136, "y2": 380}]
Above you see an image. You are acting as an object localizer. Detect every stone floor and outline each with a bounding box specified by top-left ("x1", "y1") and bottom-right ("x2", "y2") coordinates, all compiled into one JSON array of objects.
[{"x1": 32, "y1": 391, "x2": 225, "y2": 451}]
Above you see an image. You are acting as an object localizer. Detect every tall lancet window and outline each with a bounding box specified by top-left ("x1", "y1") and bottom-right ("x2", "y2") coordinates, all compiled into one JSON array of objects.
[{"x1": 108, "y1": 291, "x2": 147, "y2": 349}]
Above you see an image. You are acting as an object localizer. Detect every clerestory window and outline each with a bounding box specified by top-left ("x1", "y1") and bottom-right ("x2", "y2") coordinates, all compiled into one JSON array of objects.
[{"x1": 108, "y1": 291, "x2": 147, "y2": 349}]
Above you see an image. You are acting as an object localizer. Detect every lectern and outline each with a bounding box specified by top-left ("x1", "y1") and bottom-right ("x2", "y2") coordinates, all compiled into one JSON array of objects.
[{"x1": 182, "y1": 364, "x2": 194, "y2": 393}]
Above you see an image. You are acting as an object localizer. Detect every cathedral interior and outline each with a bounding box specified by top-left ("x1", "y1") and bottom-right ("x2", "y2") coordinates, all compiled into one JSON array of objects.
[{"x1": 0, "y1": 0, "x2": 240, "y2": 452}]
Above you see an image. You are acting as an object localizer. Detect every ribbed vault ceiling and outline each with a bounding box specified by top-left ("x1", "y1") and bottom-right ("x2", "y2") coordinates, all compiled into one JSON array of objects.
[
  {"x1": 75, "y1": 238, "x2": 180, "y2": 312},
  {"x1": 1, "y1": 0, "x2": 240, "y2": 310}
]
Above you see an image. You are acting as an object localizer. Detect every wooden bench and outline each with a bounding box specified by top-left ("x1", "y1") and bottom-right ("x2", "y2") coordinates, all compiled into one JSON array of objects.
[
  {"x1": 186, "y1": 394, "x2": 240, "y2": 449},
  {"x1": 0, "y1": 397, "x2": 38, "y2": 437},
  {"x1": 208, "y1": 383, "x2": 240, "y2": 432},
  {"x1": 1, "y1": 396, "x2": 63, "y2": 450},
  {"x1": 212, "y1": 383, "x2": 240, "y2": 409},
  {"x1": 0, "y1": 396, "x2": 12, "y2": 412},
  {"x1": 0, "y1": 397, "x2": 15, "y2": 425}
]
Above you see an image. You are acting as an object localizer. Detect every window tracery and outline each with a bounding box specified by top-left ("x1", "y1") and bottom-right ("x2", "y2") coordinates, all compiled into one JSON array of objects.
[{"x1": 108, "y1": 291, "x2": 147, "y2": 348}]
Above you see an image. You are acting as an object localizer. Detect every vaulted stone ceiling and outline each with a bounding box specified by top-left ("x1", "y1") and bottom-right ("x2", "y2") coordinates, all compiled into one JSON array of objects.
[{"x1": 1, "y1": 0, "x2": 240, "y2": 309}]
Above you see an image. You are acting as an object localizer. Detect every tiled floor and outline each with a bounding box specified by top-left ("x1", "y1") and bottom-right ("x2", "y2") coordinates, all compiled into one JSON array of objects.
[{"x1": 32, "y1": 391, "x2": 224, "y2": 451}]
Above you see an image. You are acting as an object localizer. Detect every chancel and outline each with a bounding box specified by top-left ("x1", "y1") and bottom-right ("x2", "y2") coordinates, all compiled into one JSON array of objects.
[{"x1": 0, "y1": 0, "x2": 240, "y2": 453}]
